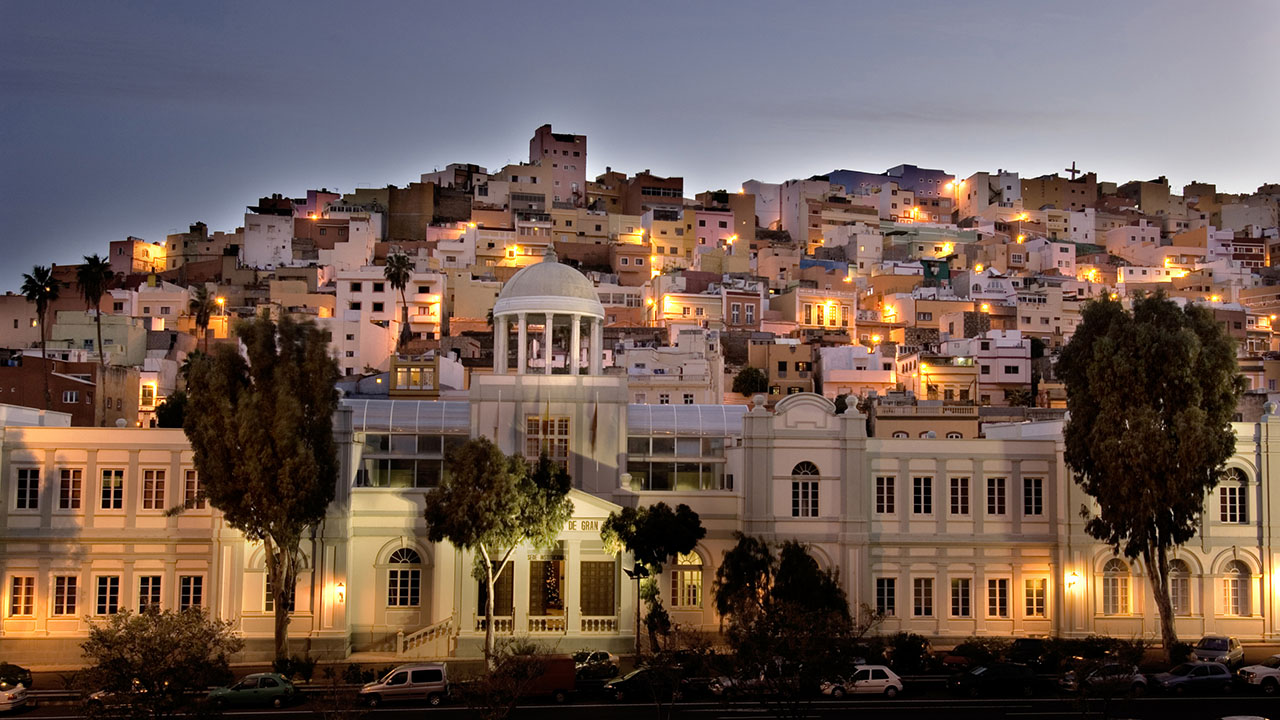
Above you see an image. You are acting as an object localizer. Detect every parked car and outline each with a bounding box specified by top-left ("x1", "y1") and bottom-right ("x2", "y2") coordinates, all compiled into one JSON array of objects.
[
  {"x1": 605, "y1": 668, "x2": 662, "y2": 703},
  {"x1": 1059, "y1": 663, "x2": 1147, "y2": 696},
  {"x1": 208, "y1": 673, "x2": 297, "y2": 709},
  {"x1": 1238, "y1": 654, "x2": 1280, "y2": 694},
  {"x1": 574, "y1": 651, "x2": 619, "y2": 691},
  {"x1": 359, "y1": 663, "x2": 449, "y2": 707},
  {"x1": 1149, "y1": 661, "x2": 1234, "y2": 695},
  {"x1": 0, "y1": 680, "x2": 28, "y2": 713},
  {"x1": 1193, "y1": 636, "x2": 1244, "y2": 668},
  {"x1": 820, "y1": 665, "x2": 903, "y2": 698},
  {"x1": 1008, "y1": 638, "x2": 1058, "y2": 672},
  {"x1": 0, "y1": 665, "x2": 30, "y2": 691},
  {"x1": 574, "y1": 651, "x2": 618, "y2": 669},
  {"x1": 948, "y1": 663, "x2": 1037, "y2": 698},
  {"x1": 86, "y1": 681, "x2": 152, "y2": 711}
]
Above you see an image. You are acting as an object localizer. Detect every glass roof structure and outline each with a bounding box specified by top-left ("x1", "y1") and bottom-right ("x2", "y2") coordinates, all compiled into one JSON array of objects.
[
  {"x1": 342, "y1": 399, "x2": 471, "y2": 434},
  {"x1": 626, "y1": 404, "x2": 747, "y2": 437}
]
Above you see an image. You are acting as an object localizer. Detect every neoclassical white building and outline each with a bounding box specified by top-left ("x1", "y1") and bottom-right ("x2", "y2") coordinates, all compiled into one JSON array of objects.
[{"x1": 3, "y1": 256, "x2": 1280, "y2": 663}]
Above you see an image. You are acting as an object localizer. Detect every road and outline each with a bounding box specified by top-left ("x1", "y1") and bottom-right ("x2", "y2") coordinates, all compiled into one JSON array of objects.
[{"x1": 11, "y1": 694, "x2": 1280, "y2": 720}]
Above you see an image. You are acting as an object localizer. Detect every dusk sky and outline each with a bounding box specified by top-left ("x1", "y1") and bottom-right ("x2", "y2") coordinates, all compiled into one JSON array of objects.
[{"x1": 2, "y1": 0, "x2": 1277, "y2": 292}]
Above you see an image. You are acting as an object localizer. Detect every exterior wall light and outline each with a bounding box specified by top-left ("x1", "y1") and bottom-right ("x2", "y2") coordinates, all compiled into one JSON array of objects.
[{"x1": 336, "y1": 582, "x2": 346, "y2": 604}]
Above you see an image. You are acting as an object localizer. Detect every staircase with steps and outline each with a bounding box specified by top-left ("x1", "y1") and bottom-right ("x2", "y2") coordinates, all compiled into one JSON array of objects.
[{"x1": 396, "y1": 617, "x2": 455, "y2": 658}]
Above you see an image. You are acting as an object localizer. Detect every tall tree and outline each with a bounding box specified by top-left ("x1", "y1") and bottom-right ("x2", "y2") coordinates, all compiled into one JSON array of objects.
[
  {"x1": 424, "y1": 440, "x2": 573, "y2": 663},
  {"x1": 80, "y1": 607, "x2": 243, "y2": 720},
  {"x1": 601, "y1": 502, "x2": 705, "y2": 655},
  {"x1": 732, "y1": 366, "x2": 768, "y2": 396},
  {"x1": 1057, "y1": 292, "x2": 1244, "y2": 662},
  {"x1": 183, "y1": 313, "x2": 340, "y2": 661},
  {"x1": 20, "y1": 265, "x2": 63, "y2": 410},
  {"x1": 76, "y1": 254, "x2": 116, "y2": 368},
  {"x1": 383, "y1": 251, "x2": 413, "y2": 351},
  {"x1": 188, "y1": 285, "x2": 218, "y2": 353}
]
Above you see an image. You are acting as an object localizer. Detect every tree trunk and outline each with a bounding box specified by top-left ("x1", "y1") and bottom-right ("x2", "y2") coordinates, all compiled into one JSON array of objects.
[
  {"x1": 1142, "y1": 543, "x2": 1179, "y2": 663},
  {"x1": 635, "y1": 578, "x2": 642, "y2": 658},
  {"x1": 398, "y1": 289, "x2": 410, "y2": 351},
  {"x1": 264, "y1": 538, "x2": 294, "y2": 662},
  {"x1": 40, "y1": 310, "x2": 50, "y2": 410},
  {"x1": 479, "y1": 545, "x2": 516, "y2": 669},
  {"x1": 95, "y1": 311, "x2": 106, "y2": 425}
]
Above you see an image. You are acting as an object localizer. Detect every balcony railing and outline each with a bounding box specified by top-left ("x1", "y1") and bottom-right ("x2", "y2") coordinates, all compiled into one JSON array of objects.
[
  {"x1": 581, "y1": 616, "x2": 618, "y2": 633},
  {"x1": 528, "y1": 616, "x2": 566, "y2": 633},
  {"x1": 474, "y1": 616, "x2": 514, "y2": 633},
  {"x1": 876, "y1": 405, "x2": 979, "y2": 417}
]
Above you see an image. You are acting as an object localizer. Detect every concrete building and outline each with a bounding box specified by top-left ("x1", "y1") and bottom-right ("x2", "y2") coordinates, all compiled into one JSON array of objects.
[{"x1": 529, "y1": 124, "x2": 587, "y2": 208}]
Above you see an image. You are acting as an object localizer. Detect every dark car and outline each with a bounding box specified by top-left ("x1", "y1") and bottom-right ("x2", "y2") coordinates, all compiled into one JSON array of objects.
[
  {"x1": 1008, "y1": 638, "x2": 1057, "y2": 671},
  {"x1": 604, "y1": 669, "x2": 659, "y2": 702},
  {"x1": 1149, "y1": 662, "x2": 1234, "y2": 695},
  {"x1": 0, "y1": 664, "x2": 31, "y2": 691},
  {"x1": 1059, "y1": 663, "x2": 1147, "y2": 696},
  {"x1": 948, "y1": 663, "x2": 1037, "y2": 698},
  {"x1": 207, "y1": 673, "x2": 297, "y2": 709}
]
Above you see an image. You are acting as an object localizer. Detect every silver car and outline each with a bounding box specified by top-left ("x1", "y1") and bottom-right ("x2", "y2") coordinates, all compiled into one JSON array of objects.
[
  {"x1": 820, "y1": 665, "x2": 903, "y2": 698},
  {"x1": 358, "y1": 663, "x2": 449, "y2": 707},
  {"x1": 1193, "y1": 635, "x2": 1244, "y2": 669}
]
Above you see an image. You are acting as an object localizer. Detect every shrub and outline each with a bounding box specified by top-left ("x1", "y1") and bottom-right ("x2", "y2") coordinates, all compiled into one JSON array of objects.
[{"x1": 886, "y1": 632, "x2": 933, "y2": 675}]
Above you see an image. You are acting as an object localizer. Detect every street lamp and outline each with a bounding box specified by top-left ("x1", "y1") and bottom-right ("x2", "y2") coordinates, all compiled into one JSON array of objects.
[{"x1": 216, "y1": 296, "x2": 226, "y2": 315}]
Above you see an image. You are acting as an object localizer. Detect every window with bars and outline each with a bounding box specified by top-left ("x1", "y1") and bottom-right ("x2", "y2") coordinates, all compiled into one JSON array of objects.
[
  {"x1": 525, "y1": 416, "x2": 570, "y2": 467},
  {"x1": 913, "y1": 477, "x2": 932, "y2": 514},
  {"x1": 1023, "y1": 477, "x2": 1043, "y2": 516},
  {"x1": 987, "y1": 477, "x2": 1006, "y2": 515},
  {"x1": 15, "y1": 468, "x2": 38, "y2": 510},
  {"x1": 59, "y1": 468, "x2": 82, "y2": 509},
  {"x1": 9, "y1": 576, "x2": 34, "y2": 616},
  {"x1": 97, "y1": 576, "x2": 120, "y2": 615},
  {"x1": 184, "y1": 470, "x2": 205, "y2": 509},
  {"x1": 876, "y1": 578, "x2": 896, "y2": 616},
  {"x1": 387, "y1": 548, "x2": 422, "y2": 607},
  {"x1": 54, "y1": 576, "x2": 77, "y2": 615},
  {"x1": 875, "y1": 476, "x2": 895, "y2": 514},
  {"x1": 951, "y1": 578, "x2": 971, "y2": 617},
  {"x1": 101, "y1": 469, "x2": 124, "y2": 510},
  {"x1": 791, "y1": 481, "x2": 819, "y2": 517},
  {"x1": 180, "y1": 576, "x2": 203, "y2": 610},
  {"x1": 142, "y1": 470, "x2": 165, "y2": 510},
  {"x1": 950, "y1": 477, "x2": 969, "y2": 515},
  {"x1": 913, "y1": 578, "x2": 933, "y2": 617},
  {"x1": 670, "y1": 552, "x2": 702, "y2": 608},
  {"x1": 1024, "y1": 578, "x2": 1047, "y2": 617},
  {"x1": 988, "y1": 578, "x2": 1009, "y2": 617},
  {"x1": 138, "y1": 576, "x2": 161, "y2": 610}
]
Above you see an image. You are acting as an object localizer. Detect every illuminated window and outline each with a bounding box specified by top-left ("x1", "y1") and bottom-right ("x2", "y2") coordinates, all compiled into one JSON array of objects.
[
  {"x1": 142, "y1": 470, "x2": 165, "y2": 510},
  {"x1": 1224, "y1": 560, "x2": 1249, "y2": 616},
  {"x1": 670, "y1": 552, "x2": 702, "y2": 608},
  {"x1": 1025, "y1": 578, "x2": 1047, "y2": 617},
  {"x1": 59, "y1": 468, "x2": 82, "y2": 509},
  {"x1": 387, "y1": 548, "x2": 422, "y2": 607},
  {"x1": 525, "y1": 416, "x2": 570, "y2": 467},
  {"x1": 1169, "y1": 559, "x2": 1191, "y2": 616},
  {"x1": 874, "y1": 577, "x2": 896, "y2": 616},
  {"x1": 988, "y1": 578, "x2": 1009, "y2": 618},
  {"x1": 913, "y1": 577, "x2": 933, "y2": 617},
  {"x1": 1102, "y1": 559, "x2": 1129, "y2": 615},
  {"x1": 8, "y1": 576, "x2": 34, "y2": 616},
  {"x1": 100, "y1": 469, "x2": 124, "y2": 509}
]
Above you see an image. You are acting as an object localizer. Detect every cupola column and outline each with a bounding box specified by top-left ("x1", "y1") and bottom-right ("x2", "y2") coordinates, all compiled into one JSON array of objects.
[
  {"x1": 589, "y1": 317, "x2": 603, "y2": 375},
  {"x1": 516, "y1": 312, "x2": 528, "y2": 375},
  {"x1": 570, "y1": 313, "x2": 582, "y2": 375},
  {"x1": 543, "y1": 312, "x2": 555, "y2": 375},
  {"x1": 494, "y1": 314, "x2": 508, "y2": 374}
]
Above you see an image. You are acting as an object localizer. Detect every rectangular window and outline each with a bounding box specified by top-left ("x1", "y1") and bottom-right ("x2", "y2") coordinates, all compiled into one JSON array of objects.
[
  {"x1": 388, "y1": 569, "x2": 421, "y2": 607},
  {"x1": 1220, "y1": 485, "x2": 1248, "y2": 523},
  {"x1": 683, "y1": 393, "x2": 694, "y2": 405},
  {"x1": 1023, "y1": 477, "x2": 1043, "y2": 516},
  {"x1": 792, "y1": 481, "x2": 819, "y2": 517},
  {"x1": 950, "y1": 477, "x2": 970, "y2": 515},
  {"x1": 184, "y1": 470, "x2": 205, "y2": 509},
  {"x1": 1170, "y1": 575, "x2": 1190, "y2": 616},
  {"x1": 101, "y1": 469, "x2": 124, "y2": 509},
  {"x1": 264, "y1": 576, "x2": 296, "y2": 613},
  {"x1": 62, "y1": 390, "x2": 79, "y2": 404},
  {"x1": 179, "y1": 576, "x2": 203, "y2": 610},
  {"x1": 1025, "y1": 578, "x2": 1047, "y2": 617},
  {"x1": 988, "y1": 578, "x2": 1009, "y2": 617},
  {"x1": 581, "y1": 560, "x2": 617, "y2": 615},
  {"x1": 1224, "y1": 576, "x2": 1244, "y2": 616},
  {"x1": 951, "y1": 578, "x2": 971, "y2": 617},
  {"x1": 913, "y1": 578, "x2": 933, "y2": 617},
  {"x1": 876, "y1": 578, "x2": 896, "y2": 616},
  {"x1": 138, "y1": 576, "x2": 161, "y2": 610},
  {"x1": 59, "y1": 468, "x2": 82, "y2": 509},
  {"x1": 745, "y1": 305, "x2": 755, "y2": 324},
  {"x1": 9, "y1": 576, "x2": 34, "y2": 616},
  {"x1": 875, "y1": 476, "x2": 895, "y2": 514},
  {"x1": 731, "y1": 303, "x2": 741, "y2": 324},
  {"x1": 987, "y1": 477, "x2": 1006, "y2": 515},
  {"x1": 15, "y1": 468, "x2": 38, "y2": 510},
  {"x1": 142, "y1": 470, "x2": 165, "y2": 510},
  {"x1": 659, "y1": 393, "x2": 670, "y2": 405},
  {"x1": 97, "y1": 576, "x2": 120, "y2": 615},
  {"x1": 525, "y1": 416, "x2": 570, "y2": 468},
  {"x1": 913, "y1": 476, "x2": 932, "y2": 514},
  {"x1": 54, "y1": 576, "x2": 78, "y2": 615}
]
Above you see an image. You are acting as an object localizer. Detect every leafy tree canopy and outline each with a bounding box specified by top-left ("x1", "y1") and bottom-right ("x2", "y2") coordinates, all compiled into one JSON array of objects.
[
  {"x1": 601, "y1": 502, "x2": 705, "y2": 571},
  {"x1": 732, "y1": 366, "x2": 768, "y2": 396},
  {"x1": 155, "y1": 390, "x2": 186, "y2": 428}
]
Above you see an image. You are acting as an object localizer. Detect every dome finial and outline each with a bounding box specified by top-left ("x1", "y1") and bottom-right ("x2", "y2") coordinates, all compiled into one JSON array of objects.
[{"x1": 542, "y1": 247, "x2": 558, "y2": 263}]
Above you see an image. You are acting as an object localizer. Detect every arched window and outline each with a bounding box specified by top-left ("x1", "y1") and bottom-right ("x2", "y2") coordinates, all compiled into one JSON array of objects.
[
  {"x1": 1102, "y1": 558, "x2": 1129, "y2": 615},
  {"x1": 892, "y1": 431, "x2": 909, "y2": 439},
  {"x1": 791, "y1": 461, "x2": 820, "y2": 476},
  {"x1": 387, "y1": 548, "x2": 422, "y2": 607},
  {"x1": 1168, "y1": 559, "x2": 1191, "y2": 616},
  {"x1": 1223, "y1": 560, "x2": 1249, "y2": 616},
  {"x1": 670, "y1": 551, "x2": 702, "y2": 609},
  {"x1": 1219, "y1": 469, "x2": 1248, "y2": 524},
  {"x1": 946, "y1": 432, "x2": 963, "y2": 439},
  {"x1": 791, "y1": 463, "x2": 819, "y2": 517}
]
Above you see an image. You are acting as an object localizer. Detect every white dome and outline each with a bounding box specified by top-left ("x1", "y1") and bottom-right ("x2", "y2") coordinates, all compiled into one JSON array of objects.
[{"x1": 493, "y1": 253, "x2": 604, "y2": 318}]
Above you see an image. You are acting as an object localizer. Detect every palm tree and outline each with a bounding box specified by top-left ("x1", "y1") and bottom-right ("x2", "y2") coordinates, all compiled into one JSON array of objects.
[
  {"x1": 384, "y1": 251, "x2": 413, "y2": 351},
  {"x1": 188, "y1": 285, "x2": 217, "y2": 353},
  {"x1": 20, "y1": 265, "x2": 63, "y2": 410},
  {"x1": 76, "y1": 254, "x2": 116, "y2": 371}
]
